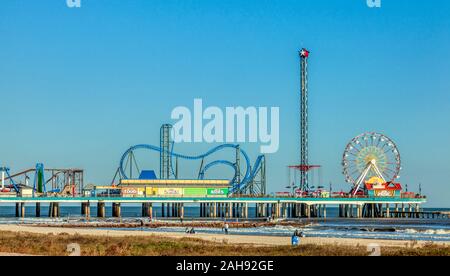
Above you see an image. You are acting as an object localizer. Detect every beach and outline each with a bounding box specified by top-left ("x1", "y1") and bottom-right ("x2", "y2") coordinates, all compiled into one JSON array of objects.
[{"x1": 0, "y1": 224, "x2": 447, "y2": 249}]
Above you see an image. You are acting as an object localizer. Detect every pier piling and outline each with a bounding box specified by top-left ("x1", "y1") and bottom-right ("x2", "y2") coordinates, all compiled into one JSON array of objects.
[
  {"x1": 15, "y1": 203, "x2": 20, "y2": 217},
  {"x1": 36, "y1": 203, "x2": 40, "y2": 217},
  {"x1": 20, "y1": 203, "x2": 25, "y2": 218},
  {"x1": 97, "y1": 202, "x2": 105, "y2": 218}
]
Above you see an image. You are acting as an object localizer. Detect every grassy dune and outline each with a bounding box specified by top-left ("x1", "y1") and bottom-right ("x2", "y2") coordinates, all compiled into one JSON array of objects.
[{"x1": 0, "y1": 231, "x2": 448, "y2": 256}]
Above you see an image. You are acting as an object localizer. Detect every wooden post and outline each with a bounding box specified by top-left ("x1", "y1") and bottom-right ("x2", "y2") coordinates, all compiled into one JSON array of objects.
[
  {"x1": 50, "y1": 202, "x2": 59, "y2": 218},
  {"x1": 85, "y1": 202, "x2": 90, "y2": 219},
  {"x1": 20, "y1": 203, "x2": 25, "y2": 218},
  {"x1": 36, "y1": 203, "x2": 41, "y2": 217},
  {"x1": 15, "y1": 203, "x2": 20, "y2": 218},
  {"x1": 97, "y1": 202, "x2": 105, "y2": 218},
  {"x1": 113, "y1": 203, "x2": 121, "y2": 217}
]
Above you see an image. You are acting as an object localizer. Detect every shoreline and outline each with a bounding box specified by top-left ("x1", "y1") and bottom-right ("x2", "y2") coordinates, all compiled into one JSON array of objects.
[{"x1": 1, "y1": 224, "x2": 448, "y2": 248}]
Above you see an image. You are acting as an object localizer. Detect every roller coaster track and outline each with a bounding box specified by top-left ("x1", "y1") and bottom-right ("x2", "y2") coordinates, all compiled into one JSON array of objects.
[{"x1": 119, "y1": 144, "x2": 264, "y2": 194}]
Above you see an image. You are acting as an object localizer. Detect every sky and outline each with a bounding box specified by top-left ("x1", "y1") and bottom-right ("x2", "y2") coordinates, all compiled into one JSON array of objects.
[{"x1": 0, "y1": 0, "x2": 449, "y2": 207}]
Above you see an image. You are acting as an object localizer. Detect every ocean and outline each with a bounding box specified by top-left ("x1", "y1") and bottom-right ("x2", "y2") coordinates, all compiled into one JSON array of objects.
[{"x1": 1, "y1": 205, "x2": 448, "y2": 242}]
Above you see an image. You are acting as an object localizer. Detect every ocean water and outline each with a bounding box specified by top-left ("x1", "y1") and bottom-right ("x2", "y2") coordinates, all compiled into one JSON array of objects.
[
  {"x1": 1, "y1": 205, "x2": 448, "y2": 242},
  {"x1": 110, "y1": 221, "x2": 450, "y2": 242}
]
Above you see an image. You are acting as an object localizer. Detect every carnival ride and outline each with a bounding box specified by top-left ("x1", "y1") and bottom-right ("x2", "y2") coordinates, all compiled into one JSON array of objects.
[
  {"x1": 112, "y1": 125, "x2": 266, "y2": 196},
  {"x1": 0, "y1": 164, "x2": 84, "y2": 197},
  {"x1": 115, "y1": 144, "x2": 266, "y2": 195},
  {"x1": 342, "y1": 132, "x2": 402, "y2": 195}
]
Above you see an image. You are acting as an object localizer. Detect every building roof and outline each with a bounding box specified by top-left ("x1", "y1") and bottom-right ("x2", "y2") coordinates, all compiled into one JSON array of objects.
[
  {"x1": 365, "y1": 182, "x2": 402, "y2": 191},
  {"x1": 120, "y1": 179, "x2": 230, "y2": 185},
  {"x1": 139, "y1": 170, "x2": 157, "y2": 180}
]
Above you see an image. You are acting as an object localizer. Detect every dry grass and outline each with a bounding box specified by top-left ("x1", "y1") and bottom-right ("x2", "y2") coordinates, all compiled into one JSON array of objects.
[{"x1": 0, "y1": 231, "x2": 448, "y2": 256}]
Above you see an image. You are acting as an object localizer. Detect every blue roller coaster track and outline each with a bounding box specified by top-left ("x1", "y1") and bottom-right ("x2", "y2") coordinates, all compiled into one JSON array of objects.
[{"x1": 119, "y1": 144, "x2": 264, "y2": 194}]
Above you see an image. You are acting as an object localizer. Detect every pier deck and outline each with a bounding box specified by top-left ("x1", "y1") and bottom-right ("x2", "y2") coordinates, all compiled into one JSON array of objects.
[
  {"x1": 0, "y1": 196, "x2": 428, "y2": 219},
  {"x1": 0, "y1": 196, "x2": 427, "y2": 204}
]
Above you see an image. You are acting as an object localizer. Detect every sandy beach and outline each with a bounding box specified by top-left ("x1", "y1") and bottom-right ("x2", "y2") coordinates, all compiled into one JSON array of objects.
[{"x1": 0, "y1": 224, "x2": 447, "y2": 249}]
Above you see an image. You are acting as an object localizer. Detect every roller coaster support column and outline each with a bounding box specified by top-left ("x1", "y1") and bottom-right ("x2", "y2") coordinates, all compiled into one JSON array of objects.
[
  {"x1": 1, "y1": 169, "x2": 4, "y2": 190},
  {"x1": 160, "y1": 124, "x2": 172, "y2": 180},
  {"x1": 235, "y1": 146, "x2": 241, "y2": 193}
]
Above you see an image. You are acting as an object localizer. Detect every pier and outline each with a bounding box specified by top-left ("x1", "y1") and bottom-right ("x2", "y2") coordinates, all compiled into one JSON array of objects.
[{"x1": 0, "y1": 196, "x2": 429, "y2": 219}]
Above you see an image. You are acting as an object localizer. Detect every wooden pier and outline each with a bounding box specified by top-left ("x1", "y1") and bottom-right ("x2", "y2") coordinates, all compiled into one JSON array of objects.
[{"x1": 0, "y1": 196, "x2": 432, "y2": 220}]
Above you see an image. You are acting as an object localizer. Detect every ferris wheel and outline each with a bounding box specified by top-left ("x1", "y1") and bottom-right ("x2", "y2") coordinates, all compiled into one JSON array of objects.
[{"x1": 342, "y1": 132, "x2": 401, "y2": 195}]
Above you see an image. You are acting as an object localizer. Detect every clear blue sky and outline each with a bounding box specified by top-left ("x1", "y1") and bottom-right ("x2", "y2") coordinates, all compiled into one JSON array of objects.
[{"x1": 1, "y1": 0, "x2": 449, "y2": 207}]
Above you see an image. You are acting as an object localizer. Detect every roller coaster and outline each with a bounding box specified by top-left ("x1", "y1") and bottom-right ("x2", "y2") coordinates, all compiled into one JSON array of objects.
[
  {"x1": 0, "y1": 164, "x2": 84, "y2": 196},
  {"x1": 115, "y1": 126, "x2": 266, "y2": 196}
]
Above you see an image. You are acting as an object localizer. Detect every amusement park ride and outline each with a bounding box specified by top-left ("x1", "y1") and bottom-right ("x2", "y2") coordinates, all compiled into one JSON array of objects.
[
  {"x1": 341, "y1": 132, "x2": 404, "y2": 198},
  {"x1": 0, "y1": 48, "x2": 416, "y2": 203},
  {"x1": 110, "y1": 124, "x2": 267, "y2": 196},
  {"x1": 288, "y1": 48, "x2": 409, "y2": 200},
  {"x1": 0, "y1": 164, "x2": 83, "y2": 197},
  {"x1": 342, "y1": 132, "x2": 402, "y2": 196}
]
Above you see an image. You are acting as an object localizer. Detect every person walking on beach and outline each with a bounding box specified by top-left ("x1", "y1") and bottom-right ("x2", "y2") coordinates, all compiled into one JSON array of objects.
[{"x1": 224, "y1": 223, "x2": 229, "y2": 235}]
